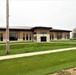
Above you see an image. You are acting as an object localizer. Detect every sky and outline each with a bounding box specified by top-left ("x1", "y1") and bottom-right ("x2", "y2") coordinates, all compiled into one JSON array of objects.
[{"x1": 0, "y1": 0, "x2": 76, "y2": 31}]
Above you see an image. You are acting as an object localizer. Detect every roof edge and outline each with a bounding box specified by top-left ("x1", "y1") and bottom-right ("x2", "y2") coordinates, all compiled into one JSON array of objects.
[{"x1": 50, "y1": 29, "x2": 72, "y2": 32}]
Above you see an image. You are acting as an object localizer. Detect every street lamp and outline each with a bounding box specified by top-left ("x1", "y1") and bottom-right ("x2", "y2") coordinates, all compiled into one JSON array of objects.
[{"x1": 6, "y1": 0, "x2": 10, "y2": 54}]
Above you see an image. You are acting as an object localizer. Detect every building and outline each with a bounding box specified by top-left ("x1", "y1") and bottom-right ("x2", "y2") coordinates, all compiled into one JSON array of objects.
[{"x1": 0, "y1": 26, "x2": 71, "y2": 42}]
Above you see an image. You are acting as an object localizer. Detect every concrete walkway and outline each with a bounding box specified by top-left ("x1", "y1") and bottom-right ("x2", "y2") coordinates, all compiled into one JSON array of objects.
[{"x1": 0, "y1": 47, "x2": 76, "y2": 60}]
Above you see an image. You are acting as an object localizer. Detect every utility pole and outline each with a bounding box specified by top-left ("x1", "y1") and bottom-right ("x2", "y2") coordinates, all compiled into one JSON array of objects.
[{"x1": 6, "y1": 0, "x2": 10, "y2": 54}]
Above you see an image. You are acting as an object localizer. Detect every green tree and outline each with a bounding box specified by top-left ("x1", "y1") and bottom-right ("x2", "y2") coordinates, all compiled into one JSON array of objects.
[{"x1": 72, "y1": 27, "x2": 76, "y2": 39}]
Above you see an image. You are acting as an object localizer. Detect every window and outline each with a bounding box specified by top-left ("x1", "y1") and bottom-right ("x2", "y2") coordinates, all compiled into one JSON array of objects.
[
  {"x1": 40, "y1": 32, "x2": 46, "y2": 34},
  {"x1": 26, "y1": 33, "x2": 28, "y2": 40},
  {"x1": 64, "y1": 34, "x2": 67, "y2": 39},
  {"x1": 65, "y1": 33, "x2": 70, "y2": 39},
  {"x1": 23, "y1": 33, "x2": 25, "y2": 41},
  {"x1": 0, "y1": 33, "x2": 3, "y2": 41},
  {"x1": 9, "y1": 33, "x2": 18, "y2": 41},
  {"x1": 67, "y1": 34, "x2": 70, "y2": 39},
  {"x1": 57, "y1": 33, "x2": 62, "y2": 39},
  {"x1": 30, "y1": 34, "x2": 32, "y2": 40},
  {"x1": 50, "y1": 34, "x2": 54, "y2": 40}
]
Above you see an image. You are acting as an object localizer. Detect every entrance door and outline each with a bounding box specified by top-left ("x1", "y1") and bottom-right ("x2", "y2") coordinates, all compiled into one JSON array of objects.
[{"x1": 41, "y1": 37, "x2": 46, "y2": 42}]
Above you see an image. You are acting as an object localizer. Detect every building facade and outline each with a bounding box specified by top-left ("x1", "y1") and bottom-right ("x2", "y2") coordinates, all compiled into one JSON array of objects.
[{"x1": 0, "y1": 26, "x2": 71, "y2": 42}]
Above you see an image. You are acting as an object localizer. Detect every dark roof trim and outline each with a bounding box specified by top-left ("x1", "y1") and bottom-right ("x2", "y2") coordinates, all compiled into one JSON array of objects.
[
  {"x1": 0, "y1": 26, "x2": 52, "y2": 30},
  {"x1": 0, "y1": 27, "x2": 71, "y2": 32},
  {"x1": 31, "y1": 26, "x2": 52, "y2": 30},
  {"x1": 50, "y1": 29, "x2": 72, "y2": 32},
  {"x1": 9, "y1": 29, "x2": 31, "y2": 31},
  {"x1": 0, "y1": 26, "x2": 32, "y2": 29},
  {"x1": 0, "y1": 28, "x2": 31, "y2": 31}
]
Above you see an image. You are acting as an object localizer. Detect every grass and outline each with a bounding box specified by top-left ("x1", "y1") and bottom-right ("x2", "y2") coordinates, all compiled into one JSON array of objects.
[
  {"x1": 51, "y1": 39, "x2": 76, "y2": 42},
  {"x1": 0, "y1": 41, "x2": 34, "y2": 44},
  {"x1": 0, "y1": 39, "x2": 76, "y2": 44},
  {"x1": 0, "y1": 42, "x2": 76, "y2": 56},
  {"x1": 0, "y1": 50, "x2": 76, "y2": 75}
]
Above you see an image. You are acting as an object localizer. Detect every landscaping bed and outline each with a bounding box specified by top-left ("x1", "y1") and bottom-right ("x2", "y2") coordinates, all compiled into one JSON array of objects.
[{"x1": 50, "y1": 67, "x2": 76, "y2": 75}]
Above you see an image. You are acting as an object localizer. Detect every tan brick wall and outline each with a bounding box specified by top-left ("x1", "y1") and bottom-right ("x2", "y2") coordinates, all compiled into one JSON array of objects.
[
  {"x1": 50, "y1": 31, "x2": 70, "y2": 40},
  {"x1": 0, "y1": 29, "x2": 70, "y2": 42},
  {"x1": 0, "y1": 30, "x2": 6, "y2": 39},
  {"x1": 34, "y1": 28, "x2": 50, "y2": 34},
  {"x1": 0, "y1": 30, "x2": 33, "y2": 41},
  {"x1": 19, "y1": 31, "x2": 33, "y2": 41}
]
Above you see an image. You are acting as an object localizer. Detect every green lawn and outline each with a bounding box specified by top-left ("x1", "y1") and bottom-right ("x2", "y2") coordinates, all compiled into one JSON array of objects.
[
  {"x1": 0, "y1": 42, "x2": 76, "y2": 56},
  {"x1": 51, "y1": 39, "x2": 76, "y2": 42},
  {"x1": 0, "y1": 39, "x2": 76, "y2": 44},
  {"x1": 0, "y1": 50, "x2": 76, "y2": 75}
]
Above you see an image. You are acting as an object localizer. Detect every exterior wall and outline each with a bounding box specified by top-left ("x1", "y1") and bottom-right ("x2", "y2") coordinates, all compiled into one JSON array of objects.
[
  {"x1": 0, "y1": 30, "x2": 6, "y2": 42},
  {"x1": 36, "y1": 34, "x2": 50, "y2": 42},
  {"x1": 50, "y1": 32, "x2": 57, "y2": 40},
  {"x1": 63, "y1": 32, "x2": 70, "y2": 39},
  {"x1": 50, "y1": 31, "x2": 70, "y2": 40},
  {"x1": 18, "y1": 31, "x2": 33, "y2": 41},
  {"x1": 37, "y1": 29, "x2": 50, "y2": 34},
  {"x1": 33, "y1": 28, "x2": 50, "y2": 42},
  {"x1": 0, "y1": 30, "x2": 33, "y2": 42},
  {"x1": 0, "y1": 28, "x2": 71, "y2": 42}
]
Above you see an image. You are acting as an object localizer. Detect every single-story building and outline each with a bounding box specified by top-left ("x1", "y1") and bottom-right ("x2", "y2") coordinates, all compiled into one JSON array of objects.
[{"x1": 0, "y1": 26, "x2": 71, "y2": 42}]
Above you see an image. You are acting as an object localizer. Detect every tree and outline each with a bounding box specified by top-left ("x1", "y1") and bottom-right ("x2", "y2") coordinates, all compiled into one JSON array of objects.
[{"x1": 72, "y1": 27, "x2": 76, "y2": 39}]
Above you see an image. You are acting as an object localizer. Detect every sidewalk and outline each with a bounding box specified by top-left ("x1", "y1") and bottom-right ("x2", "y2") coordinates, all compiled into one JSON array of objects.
[{"x1": 0, "y1": 47, "x2": 76, "y2": 60}]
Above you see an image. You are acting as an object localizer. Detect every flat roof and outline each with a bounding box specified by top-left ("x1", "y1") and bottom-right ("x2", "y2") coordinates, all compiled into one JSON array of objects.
[
  {"x1": 31, "y1": 26, "x2": 52, "y2": 30},
  {"x1": 50, "y1": 29, "x2": 72, "y2": 32},
  {"x1": 0, "y1": 26, "x2": 71, "y2": 32},
  {"x1": 0, "y1": 26, "x2": 52, "y2": 30},
  {"x1": 0, "y1": 26, "x2": 32, "y2": 30}
]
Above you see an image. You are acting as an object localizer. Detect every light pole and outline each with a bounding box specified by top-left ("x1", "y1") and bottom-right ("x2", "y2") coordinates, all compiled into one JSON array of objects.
[{"x1": 6, "y1": 0, "x2": 10, "y2": 54}]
